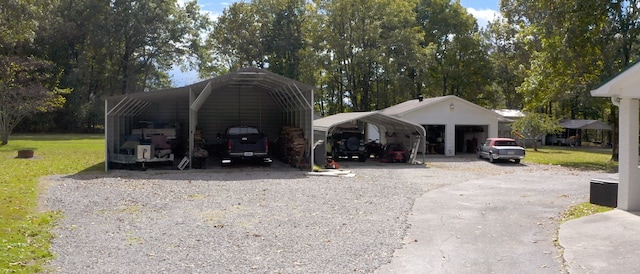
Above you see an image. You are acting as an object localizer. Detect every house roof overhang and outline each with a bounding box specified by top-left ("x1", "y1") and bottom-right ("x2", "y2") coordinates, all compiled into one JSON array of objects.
[{"x1": 591, "y1": 61, "x2": 640, "y2": 99}]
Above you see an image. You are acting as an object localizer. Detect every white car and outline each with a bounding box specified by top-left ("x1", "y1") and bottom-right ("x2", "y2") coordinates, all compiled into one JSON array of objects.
[{"x1": 478, "y1": 138, "x2": 526, "y2": 164}]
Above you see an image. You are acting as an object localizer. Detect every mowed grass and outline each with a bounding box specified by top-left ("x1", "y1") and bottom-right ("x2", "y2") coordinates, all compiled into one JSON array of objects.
[
  {"x1": 0, "y1": 134, "x2": 104, "y2": 273},
  {"x1": 525, "y1": 146, "x2": 617, "y2": 172}
]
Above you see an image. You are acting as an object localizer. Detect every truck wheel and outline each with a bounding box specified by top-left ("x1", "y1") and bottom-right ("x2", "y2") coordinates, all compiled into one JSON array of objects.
[
  {"x1": 489, "y1": 154, "x2": 494, "y2": 163},
  {"x1": 359, "y1": 154, "x2": 367, "y2": 162},
  {"x1": 514, "y1": 159, "x2": 521, "y2": 164}
]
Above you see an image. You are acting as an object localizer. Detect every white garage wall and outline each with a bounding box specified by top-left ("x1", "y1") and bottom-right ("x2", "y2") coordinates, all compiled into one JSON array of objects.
[{"x1": 395, "y1": 97, "x2": 498, "y2": 156}]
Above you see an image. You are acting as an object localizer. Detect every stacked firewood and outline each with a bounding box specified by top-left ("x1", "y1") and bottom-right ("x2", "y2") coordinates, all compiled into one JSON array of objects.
[{"x1": 279, "y1": 127, "x2": 307, "y2": 167}]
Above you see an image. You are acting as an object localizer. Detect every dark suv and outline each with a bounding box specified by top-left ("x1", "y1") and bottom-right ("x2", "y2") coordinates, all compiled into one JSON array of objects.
[{"x1": 330, "y1": 129, "x2": 368, "y2": 162}]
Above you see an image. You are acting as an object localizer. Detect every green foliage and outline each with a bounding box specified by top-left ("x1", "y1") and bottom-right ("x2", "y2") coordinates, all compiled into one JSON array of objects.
[
  {"x1": 512, "y1": 112, "x2": 561, "y2": 151},
  {"x1": 416, "y1": 0, "x2": 491, "y2": 99},
  {"x1": 0, "y1": 55, "x2": 70, "y2": 144},
  {"x1": 0, "y1": 134, "x2": 104, "y2": 272},
  {"x1": 24, "y1": 0, "x2": 211, "y2": 134},
  {"x1": 4, "y1": 0, "x2": 638, "y2": 137},
  {"x1": 0, "y1": 0, "x2": 53, "y2": 48}
]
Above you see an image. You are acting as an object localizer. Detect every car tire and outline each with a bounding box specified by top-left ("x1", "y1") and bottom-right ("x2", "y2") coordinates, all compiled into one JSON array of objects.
[
  {"x1": 514, "y1": 159, "x2": 521, "y2": 164},
  {"x1": 359, "y1": 154, "x2": 367, "y2": 162},
  {"x1": 489, "y1": 154, "x2": 494, "y2": 163}
]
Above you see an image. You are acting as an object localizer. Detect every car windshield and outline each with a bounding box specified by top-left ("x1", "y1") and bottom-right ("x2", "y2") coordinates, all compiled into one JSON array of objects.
[{"x1": 494, "y1": 140, "x2": 518, "y2": 146}]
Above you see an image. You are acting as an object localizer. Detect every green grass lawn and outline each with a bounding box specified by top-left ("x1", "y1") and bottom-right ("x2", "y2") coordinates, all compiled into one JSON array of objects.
[
  {"x1": 525, "y1": 145, "x2": 618, "y2": 172},
  {"x1": 0, "y1": 137, "x2": 619, "y2": 272},
  {"x1": 0, "y1": 134, "x2": 104, "y2": 273}
]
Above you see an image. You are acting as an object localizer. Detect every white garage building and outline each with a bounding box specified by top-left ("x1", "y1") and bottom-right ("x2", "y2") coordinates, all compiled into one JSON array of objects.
[{"x1": 381, "y1": 95, "x2": 501, "y2": 156}]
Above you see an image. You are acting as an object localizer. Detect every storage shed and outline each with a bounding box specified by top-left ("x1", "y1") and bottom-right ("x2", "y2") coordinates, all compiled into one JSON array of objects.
[
  {"x1": 382, "y1": 95, "x2": 501, "y2": 156},
  {"x1": 313, "y1": 112, "x2": 427, "y2": 164},
  {"x1": 105, "y1": 68, "x2": 314, "y2": 171}
]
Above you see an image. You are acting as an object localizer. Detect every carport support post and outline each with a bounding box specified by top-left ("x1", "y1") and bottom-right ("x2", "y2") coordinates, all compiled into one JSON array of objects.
[
  {"x1": 104, "y1": 99, "x2": 109, "y2": 172},
  {"x1": 445, "y1": 123, "x2": 455, "y2": 156},
  {"x1": 189, "y1": 87, "x2": 196, "y2": 169},
  {"x1": 618, "y1": 98, "x2": 640, "y2": 210}
]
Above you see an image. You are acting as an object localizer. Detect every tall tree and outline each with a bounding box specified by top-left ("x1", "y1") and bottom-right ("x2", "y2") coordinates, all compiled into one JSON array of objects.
[
  {"x1": 0, "y1": 0, "x2": 51, "y2": 48},
  {"x1": 261, "y1": 0, "x2": 307, "y2": 80},
  {"x1": 0, "y1": 56, "x2": 68, "y2": 144},
  {"x1": 315, "y1": 0, "x2": 422, "y2": 112},
  {"x1": 501, "y1": 0, "x2": 640, "y2": 160},
  {"x1": 205, "y1": 2, "x2": 267, "y2": 72},
  {"x1": 415, "y1": 0, "x2": 489, "y2": 101},
  {"x1": 483, "y1": 18, "x2": 527, "y2": 109},
  {"x1": 0, "y1": 0, "x2": 69, "y2": 143},
  {"x1": 27, "y1": 0, "x2": 210, "y2": 131}
]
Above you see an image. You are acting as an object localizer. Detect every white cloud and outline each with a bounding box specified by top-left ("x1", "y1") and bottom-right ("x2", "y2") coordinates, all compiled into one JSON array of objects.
[{"x1": 467, "y1": 7, "x2": 501, "y2": 29}]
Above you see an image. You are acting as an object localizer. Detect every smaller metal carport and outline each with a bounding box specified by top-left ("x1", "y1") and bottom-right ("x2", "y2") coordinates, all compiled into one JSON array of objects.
[
  {"x1": 557, "y1": 119, "x2": 612, "y2": 146},
  {"x1": 313, "y1": 112, "x2": 427, "y2": 164},
  {"x1": 559, "y1": 119, "x2": 612, "y2": 130}
]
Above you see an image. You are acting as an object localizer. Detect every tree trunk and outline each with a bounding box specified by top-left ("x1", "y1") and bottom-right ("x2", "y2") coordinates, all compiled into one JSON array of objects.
[{"x1": 1, "y1": 130, "x2": 8, "y2": 145}]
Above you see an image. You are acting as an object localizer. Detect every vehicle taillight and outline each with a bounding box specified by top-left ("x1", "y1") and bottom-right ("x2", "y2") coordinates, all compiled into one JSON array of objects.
[
  {"x1": 227, "y1": 140, "x2": 232, "y2": 150},
  {"x1": 265, "y1": 140, "x2": 269, "y2": 152}
]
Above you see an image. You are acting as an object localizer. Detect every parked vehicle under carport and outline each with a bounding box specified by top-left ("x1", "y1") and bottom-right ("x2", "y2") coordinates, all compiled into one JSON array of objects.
[{"x1": 330, "y1": 129, "x2": 368, "y2": 162}]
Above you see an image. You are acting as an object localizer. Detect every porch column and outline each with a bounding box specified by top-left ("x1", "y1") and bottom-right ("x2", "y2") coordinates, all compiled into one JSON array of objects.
[{"x1": 618, "y1": 98, "x2": 640, "y2": 210}]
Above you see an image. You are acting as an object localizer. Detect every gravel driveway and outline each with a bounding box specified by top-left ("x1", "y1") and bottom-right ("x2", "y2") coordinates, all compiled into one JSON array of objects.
[{"x1": 41, "y1": 156, "x2": 607, "y2": 273}]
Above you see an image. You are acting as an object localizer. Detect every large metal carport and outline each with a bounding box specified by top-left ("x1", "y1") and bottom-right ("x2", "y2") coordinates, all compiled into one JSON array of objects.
[
  {"x1": 313, "y1": 112, "x2": 427, "y2": 164},
  {"x1": 105, "y1": 68, "x2": 314, "y2": 171}
]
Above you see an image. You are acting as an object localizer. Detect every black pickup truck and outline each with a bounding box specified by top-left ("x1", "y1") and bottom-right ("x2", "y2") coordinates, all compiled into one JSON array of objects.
[{"x1": 221, "y1": 126, "x2": 272, "y2": 166}]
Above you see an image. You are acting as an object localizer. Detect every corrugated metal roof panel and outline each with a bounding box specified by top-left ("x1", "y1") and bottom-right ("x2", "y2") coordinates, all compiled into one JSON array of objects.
[{"x1": 559, "y1": 120, "x2": 611, "y2": 130}]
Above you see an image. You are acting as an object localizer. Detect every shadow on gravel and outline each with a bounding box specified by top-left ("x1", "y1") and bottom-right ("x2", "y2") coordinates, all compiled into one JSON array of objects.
[
  {"x1": 63, "y1": 154, "x2": 434, "y2": 181},
  {"x1": 64, "y1": 153, "x2": 530, "y2": 182}
]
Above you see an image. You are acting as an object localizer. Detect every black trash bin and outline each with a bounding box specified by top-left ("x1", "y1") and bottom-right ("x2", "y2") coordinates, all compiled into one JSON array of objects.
[{"x1": 590, "y1": 179, "x2": 618, "y2": 208}]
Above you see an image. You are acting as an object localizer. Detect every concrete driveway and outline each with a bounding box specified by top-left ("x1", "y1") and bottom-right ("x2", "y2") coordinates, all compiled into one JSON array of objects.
[{"x1": 368, "y1": 158, "x2": 602, "y2": 273}]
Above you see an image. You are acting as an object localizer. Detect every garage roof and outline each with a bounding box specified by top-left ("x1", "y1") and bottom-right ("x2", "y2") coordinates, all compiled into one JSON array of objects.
[{"x1": 382, "y1": 95, "x2": 500, "y2": 118}]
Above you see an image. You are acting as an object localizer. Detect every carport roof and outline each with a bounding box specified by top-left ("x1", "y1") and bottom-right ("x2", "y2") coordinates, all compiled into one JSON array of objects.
[
  {"x1": 559, "y1": 119, "x2": 611, "y2": 130},
  {"x1": 314, "y1": 111, "x2": 426, "y2": 136},
  {"x1": 106, "y1": 67, "x2": 314, "y2": 116}
]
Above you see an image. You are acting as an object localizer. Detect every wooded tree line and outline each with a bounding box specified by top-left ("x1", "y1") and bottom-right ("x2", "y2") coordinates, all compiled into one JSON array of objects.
[{"x1": 2, "y1": 0, "x2": 640, "y2": 137}]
